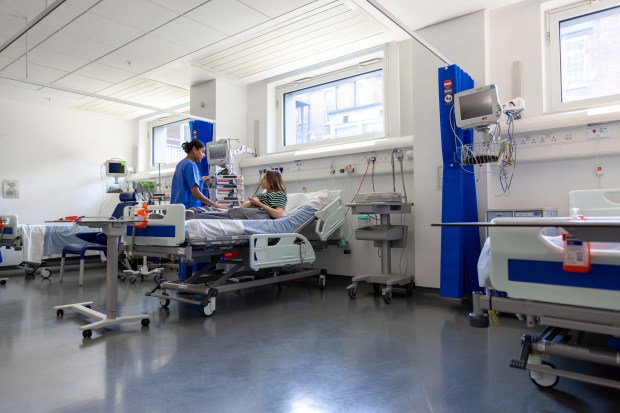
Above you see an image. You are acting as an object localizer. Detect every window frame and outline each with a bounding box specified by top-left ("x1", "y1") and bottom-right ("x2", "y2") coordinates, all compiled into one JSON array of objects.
[
  {"x1": 148, "y1": 116, "x2": 190, "y2": 169},
  {"x1": 547, "y1": 1, "x2": 620, "y2": 112},
  {"x1": 275, "y1": 58, "x2": 385, "y2": 153}
]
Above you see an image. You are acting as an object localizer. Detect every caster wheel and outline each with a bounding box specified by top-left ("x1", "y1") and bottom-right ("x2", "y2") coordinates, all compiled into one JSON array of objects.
[
  {"x1": 372, "y1": 283, "x2": 381, "y2": 295},
  {"x1": 82, "y1": 329, "x2": 93, "y2": 338},
  {"x1": 25, "y1": 268, "x2": 35, "y2": 276},
  {"x1": 347, "y1": 287, "x2": 357, "y2": 299},
  {"x1": 160, "y1": 292, "x2": 170, "y2": 308},
  {"x1": 530, "y1": 361, "x2": 559, "y2": 389},
  {"x1": 318, "y1": 277, "x2": 325, "y2": 290},
  {"x1": 40, "y1": 269, "x2": 51, "y2": 279},
  {"x1": 384, "y1": 290, "x2": 392, "y2": 304},
  {"x1": 141, "y1": 318, "x2": 150, "y2": 327},
  {"x1": 201, "y1": 301, "x2": 215, "y2": 317},
  {"x1": 56, "y1": 309, "x2": 64, "y2": 317},
  {"x1": 405, "y1": 280, "x2": 415, "y2": 296},
  {"x1": 0, "y1": 279, "x2": 6, "y2": 285}
]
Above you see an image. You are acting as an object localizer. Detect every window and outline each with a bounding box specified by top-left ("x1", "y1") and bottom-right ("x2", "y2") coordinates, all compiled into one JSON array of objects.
[
  {"x1": 277, "y1": 58, "x2": 384, "y2": 150},
  {"x1": 151, "y1": 118, "x2": 190, "y2": 166},
  {"x1": 547, "y1": 2, "x2": 620, "y2": 111}
]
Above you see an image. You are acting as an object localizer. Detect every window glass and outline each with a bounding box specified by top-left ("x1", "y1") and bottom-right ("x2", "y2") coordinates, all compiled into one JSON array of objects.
[
  {"x1": 282, "y1": 69, "x2": 384, "y2": 147},
  {"x1": 549, "y1": 3, "x2": 620, "y2": 110},
  {"x1": 152, "y1": 119, "x2": 190, "y2": 166}
]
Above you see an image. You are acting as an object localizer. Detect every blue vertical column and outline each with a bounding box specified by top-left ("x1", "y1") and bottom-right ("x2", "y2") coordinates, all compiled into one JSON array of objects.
[
  {"x1": 438, "y1": 65, "x2": 483, "y2": 298},
  {"x1": 189, "y1": 120, "x2": 214, "y2": 199}
]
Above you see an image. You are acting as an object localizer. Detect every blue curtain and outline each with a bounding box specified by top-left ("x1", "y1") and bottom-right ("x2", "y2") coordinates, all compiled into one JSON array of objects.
[
  {"x1": 189, "y1": 120, "x2": 214, "y2": 199},
  {"x1": 437, "y1": 64, "x2": 483, "y2": 298}
]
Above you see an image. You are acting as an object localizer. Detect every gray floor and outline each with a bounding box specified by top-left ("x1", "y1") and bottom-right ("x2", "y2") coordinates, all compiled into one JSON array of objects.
[{"x1": 0, "y1": 265, "x2": 618, "y2": 413}]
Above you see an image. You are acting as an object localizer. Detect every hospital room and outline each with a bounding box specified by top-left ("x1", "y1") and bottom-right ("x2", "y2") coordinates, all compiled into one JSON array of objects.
[{"x1": 1, "y1": 0, "x2": 619, "y2": 411}]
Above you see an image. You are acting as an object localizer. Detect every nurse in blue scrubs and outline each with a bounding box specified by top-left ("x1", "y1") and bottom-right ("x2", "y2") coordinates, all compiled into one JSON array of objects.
[{"x1": 170, "y1": 139, "x2": 222, "y2": 209}]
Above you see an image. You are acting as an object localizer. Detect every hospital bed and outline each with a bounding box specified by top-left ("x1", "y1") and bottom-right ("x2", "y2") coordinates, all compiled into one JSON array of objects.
[
  {"x1": 0, "y1": 214, "x2": 102, "y2": 278},
  {"x1": 469, "y1": 188, "x2": 620, "y2": 390},
  {"x1": 122, "y1": 190, "x2": 345, "y2": 316}
]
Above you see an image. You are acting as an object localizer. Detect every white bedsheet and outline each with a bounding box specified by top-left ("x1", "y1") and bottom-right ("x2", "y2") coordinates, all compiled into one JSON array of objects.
[{"x1": 20, "y1": 225, "x2": 46, "y2": 264}]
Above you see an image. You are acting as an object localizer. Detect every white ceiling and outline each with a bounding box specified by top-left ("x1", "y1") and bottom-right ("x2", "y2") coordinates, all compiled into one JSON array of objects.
[{"x1": 0, "y1": 0, "x2": 524, "y2": 119}]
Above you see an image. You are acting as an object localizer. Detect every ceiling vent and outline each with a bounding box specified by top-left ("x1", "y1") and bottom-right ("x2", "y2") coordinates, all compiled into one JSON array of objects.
[{"x1": 191, "y1": 1, "x2": 389, "y2": 80}]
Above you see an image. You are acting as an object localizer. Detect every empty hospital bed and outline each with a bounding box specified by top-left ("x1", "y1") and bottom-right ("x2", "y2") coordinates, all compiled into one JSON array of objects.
[
  {"x1": 0, "y1": 214, "x2": 102, "y2": 278},
  {"x1": 469, "y1": 188, "x2": 620, "y2": 390},
  {"x1": 121, "y1": 190, "x2": 345, "y2": 316}
]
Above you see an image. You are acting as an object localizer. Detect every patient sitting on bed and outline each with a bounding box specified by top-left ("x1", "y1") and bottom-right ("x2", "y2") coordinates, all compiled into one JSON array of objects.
[{"x1": 189, "y1": 170, "x2": 287, "y2": 220}]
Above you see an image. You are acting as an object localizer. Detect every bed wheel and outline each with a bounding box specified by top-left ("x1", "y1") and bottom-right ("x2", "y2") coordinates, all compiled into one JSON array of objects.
[
  {"x1": 347, "y1": 286, "x2": 357, "y2": 299},
  {"x1": 56, "y1": 309, "x2": 64, "y2": 317},
  {"x1": 141, "y1": 318, "x2": 150, "y2": 327},
  {"x1": 160, "y1": 293, "x2": 170, "y2": 308},
  {"x1": 82, "y1": 329, "x2": 92, "y2": 339},
  {"x1": 201, "y1": 301, "x2": 215, "y2": 317},
  {"x1": 39, "y1": 269, "x2": 51, "y2": 279},
  {"x1": 384, "y1": 289, "x2": 392, "y2": 304},
  {"x1": 468, "y1": 313, "x2": 489, "y2": 328},
  {"x1": 25, "y1": 268, "x2": 36, "y2": 275},
  {"x1": 0, "y1": 279, "x2": 6, "y2": 285},
  {"x1": 529, "y1": 361, "x2": 559, "y2": 389},
  {"x1": 318, "y1": 276, "x2": 325, "y2": 290},
  {"x1": 372, "y1": 283, "x2": 381, "y2": 295},
  {"x1": 405, "y1": 280, "x2": 415, "y2": 296}
]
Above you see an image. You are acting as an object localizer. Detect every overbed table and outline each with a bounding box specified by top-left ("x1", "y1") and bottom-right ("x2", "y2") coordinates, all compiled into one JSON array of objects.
[{"x1": 51, "y1": 218, "x2": 149, "y2": 338}]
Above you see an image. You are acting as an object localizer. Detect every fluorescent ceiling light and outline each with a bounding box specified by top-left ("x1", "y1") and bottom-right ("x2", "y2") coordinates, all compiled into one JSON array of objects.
[
  {"x1": 587, "y1": 104, "x2": 620, "y2": 116},
  {"x1": 294, "y1": 138, "x2": 386, "y2": 156}
]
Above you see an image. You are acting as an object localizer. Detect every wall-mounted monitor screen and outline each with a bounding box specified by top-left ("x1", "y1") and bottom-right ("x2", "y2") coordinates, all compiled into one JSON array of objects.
[{"x1": 454, "y1": 84, "x2": 502, "y2": 130}]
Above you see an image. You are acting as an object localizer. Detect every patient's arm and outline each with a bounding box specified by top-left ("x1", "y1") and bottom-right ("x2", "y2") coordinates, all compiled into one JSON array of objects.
[{"x1": 246, "y1": 197, "x2": 284, "y2": 219}]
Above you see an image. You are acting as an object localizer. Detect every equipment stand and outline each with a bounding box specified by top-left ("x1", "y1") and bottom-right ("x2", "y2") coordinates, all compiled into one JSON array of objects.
[
  {"x1": 346, "y1": 202, "x2": 414, "y2": 303},
  {"x1": 53, "y1": 219, "x2": 150, "y2": 338}
]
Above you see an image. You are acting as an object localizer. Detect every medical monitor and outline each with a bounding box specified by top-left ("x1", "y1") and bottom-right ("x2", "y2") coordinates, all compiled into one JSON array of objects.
[
  {"x1": 105, "y1": 159, "x2": 127, "y2": 178},
  {"x1": 454, "y1": 84, "x2": 502, "y2": 130},
  {"x1": 206, "y1": 141, "x2": 230, "y2": 165}
]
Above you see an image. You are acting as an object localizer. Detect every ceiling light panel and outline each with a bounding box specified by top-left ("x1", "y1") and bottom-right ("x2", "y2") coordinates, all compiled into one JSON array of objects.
[{"x1": 191, "y1": 1, "x2": 389, "y2": 80}]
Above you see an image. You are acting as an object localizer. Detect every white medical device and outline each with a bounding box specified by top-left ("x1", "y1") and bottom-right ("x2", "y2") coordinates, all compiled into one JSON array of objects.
[
  {"x1": 206, "y1": 140, "x2": 230, "y2": 166},
  {"x1": 105, "y1": 159, "x2": 127, "y2": 179},
  {"x1": 454, "y1": 84, "x2": 503, "y2": 130}
]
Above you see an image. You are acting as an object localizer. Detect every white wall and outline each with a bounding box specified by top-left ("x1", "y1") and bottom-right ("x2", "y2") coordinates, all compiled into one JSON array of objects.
[
  {"x1": 0, "y1": 98, "x2": 134, "y2": 266},
  {"x1": 487, "y1": 0, "x2": 620, "y2": 212}
]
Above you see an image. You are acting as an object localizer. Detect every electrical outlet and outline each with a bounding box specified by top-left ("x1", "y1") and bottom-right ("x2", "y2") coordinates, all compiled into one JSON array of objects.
[{"x1": 586, "y1": 126, "x2": 610, "y2": 139}]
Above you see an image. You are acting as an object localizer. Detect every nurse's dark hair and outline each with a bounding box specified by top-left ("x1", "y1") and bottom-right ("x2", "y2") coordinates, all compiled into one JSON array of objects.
[{"x1": 181, "y1": 139, "x2": 205, "y2": 154}]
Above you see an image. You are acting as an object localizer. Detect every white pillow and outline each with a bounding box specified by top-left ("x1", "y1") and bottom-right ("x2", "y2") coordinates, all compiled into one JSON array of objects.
[{"x1": 284, "y1": 190, "x2": 330, "y2": 215}]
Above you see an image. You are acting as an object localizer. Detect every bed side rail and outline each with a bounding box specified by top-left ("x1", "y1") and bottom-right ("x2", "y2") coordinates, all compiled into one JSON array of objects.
[
  {"x1": 569, "y1": 188, "x2": 620, "y2": 217},
  {"x1": 249, "y1": 233, "x2": 316, "y2": 270},
  {"x1": 314, "y1": 193, "x2": 345, "y2": 241},
  {"x1": 122, "y1": 204, "x2": 185, "y2": 246}
]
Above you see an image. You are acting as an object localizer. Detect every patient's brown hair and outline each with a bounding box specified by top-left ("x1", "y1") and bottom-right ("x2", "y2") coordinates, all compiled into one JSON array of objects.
[{"x1": 263, "y1": 170, "x2": 286, "y2": 193}]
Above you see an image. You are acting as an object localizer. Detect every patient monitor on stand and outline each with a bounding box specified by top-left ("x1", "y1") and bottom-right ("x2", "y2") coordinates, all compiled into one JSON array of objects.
[
  {"x1": 206, "y1": 140, "x2": 244, "y2": 208},
  {"x1": 454, "y1": 84, "x2": 503, "y2": 143}
]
